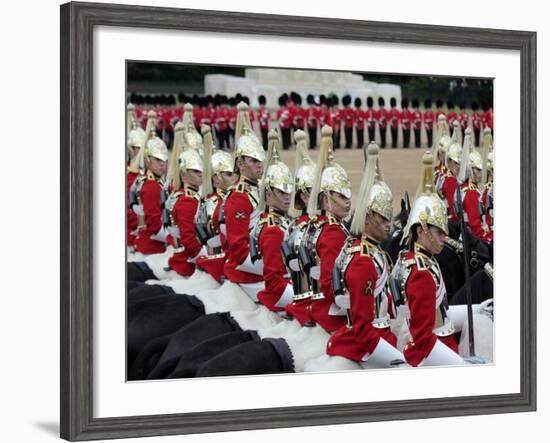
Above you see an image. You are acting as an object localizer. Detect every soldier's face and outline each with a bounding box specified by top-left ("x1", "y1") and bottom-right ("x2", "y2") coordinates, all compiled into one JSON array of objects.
[
  {"x1": 325, "y1": 191, "x2": 351, "y2": 220},
  {"x1": 417, "y1": 225, "x2": 446, "y2": 255},
  {"x1": 238, "y1": 156, "x2": 263, "y2": 181},
  {"x1": 472, "y1": 167, "x2": 482, "y2": 183},
  {"x1": 148, "y1": 157, "x2": 167, "y2": 177},
  {"x1": 448, "y1": 159, "x2": 460, "y2": 176},
  {"x1": 267, "y1": 188, "x2": 291, "y2": 212},
  {"x1": 365, "y1": 212, "x2": 391, "y2": 241},
  {"x1": 213, "y1": 171, "x2": 237, "y2": 191},
  {"x1": 183, "y1": 169, "x2": 202, "y2": 188}
]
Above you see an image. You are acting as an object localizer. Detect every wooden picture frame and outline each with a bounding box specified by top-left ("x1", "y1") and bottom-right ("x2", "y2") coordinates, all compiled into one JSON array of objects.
[{"x1": 60, "y1": 1, "x2": 536, "y2": 440}]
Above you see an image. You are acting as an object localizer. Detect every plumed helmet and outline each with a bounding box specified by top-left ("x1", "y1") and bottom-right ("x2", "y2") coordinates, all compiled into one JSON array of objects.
[
  {"x1": 404, "y1": 152, "x2": 448, "y2": 238},
  {"x1": 146, "y1": 133, "x2": 168, "y2": 162},
  {"x1": 178, "y1": 148, "x2": 203, "y2": 172}
]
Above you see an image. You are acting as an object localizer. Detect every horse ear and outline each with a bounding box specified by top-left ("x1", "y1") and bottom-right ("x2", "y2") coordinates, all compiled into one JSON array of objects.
[
  {"x1": 401, "y1": 198, "x2": 406, "y2": 213},
  {"x1": 405, "y1": 192, "x2": 411, "y2": 212}
]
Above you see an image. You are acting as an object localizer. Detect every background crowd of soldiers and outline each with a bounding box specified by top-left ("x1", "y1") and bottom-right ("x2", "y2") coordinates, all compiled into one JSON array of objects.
[
  {"x1": 125, "y1": 97, "x2": 494, "y2": 378},
  {"x1": 128, "y1": 91, "x2": 494, "y2": 152}
]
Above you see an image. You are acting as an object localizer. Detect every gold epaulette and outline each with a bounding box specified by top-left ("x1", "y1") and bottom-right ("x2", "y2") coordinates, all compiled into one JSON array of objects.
[
  {"x1": 235, "y1": 181, "x2": 251, "y2": 194},
  {"x1": 184, "y1": 185, "x2": 199, "y2": 199},
  {"x1": 414, "y1": 255, "x2": 428, "y2": 270},
  {"x1": 444, "y1": 237, "x2": 463, "y2": 253},
  {"x1": 327, "y1": 215, "x2": 338, "y2": 225},
  {"x1": 146, "y1": 170, "x2": 157, "y2": 181}
]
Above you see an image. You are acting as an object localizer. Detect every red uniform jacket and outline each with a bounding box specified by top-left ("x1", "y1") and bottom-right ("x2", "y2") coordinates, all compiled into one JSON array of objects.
[
  {"x1": 412, "y1": 110, "x2": 422, "y2": 130},
  {"x1": 447, "y1": 111, "x2": 458, "y2": 128},
  {"x1": 256, "y1": 211, "x2": 293, "y2": 312},
  {"x1": 127, "y1": 169, "x2": 139, "y2": 246},
  {"x1": 293, "y1": 105, "x2": 306, "y2": 129},
  {"x1": 341, "y1": 107, "x2": 355, "y2": 129},
  {"x1": 167, "y1": 185, "x2": 202, "y2": 277},
  {"x1": 223, "y1": 177, "x2": 263, "y2": 284},
  {"x1": 462, "y1": 181, "x2": 493, "y2": 243},
  {"x1": 354, "y1": 108, "x2": 365, "y2": 130},
  {"x1": 277, "y1": 106, "x2": 292, "y2": 129},
  {"x1": 365, "y1": 108, "x2": 377, "y2": 129},
  {"x1": 375, "y1": 108, "x2": 389, "y2": 129},
  {"x1": 423, "y1": 110, "x2": 435, "y2": 130},
  {"x1": 484, "y1": 110, "x2": 494, "y2": 130},
  {"x1": 309, "y1": 215, "x2": 347, "y2": 333},
  {"x1": 441, "y1": 173, "x2": 459, "y2": 222},
  {"x1": 214, "y1": 106, "x2": 228, "y2": 132},
  {"x1": 330, "y1": 107, "x2": 341, "y2": 130},
  {"x1": 327, "y1": 238, "x2": 396, "y2": 361},
  {"x1": 400, "y1": 109, "x2": 412, "y2": 130},
  {"x1": 134, "y1": 171, "x2": 166, "y2": 254},
  {"x1": 256, "y1": 106, "x2": 271, "y2": 130},
  {"x1": 472, "y1": 111, "x2": 483, "y2": 130},
  {"x1": 227, "y1": 107, "x2": 237, "y2": 131},
  {"x1": 389, "y1": 108, "x2": 400, "y2": 129},
  {"x1": 307, "y1": 106, "x2": 321, "y2": 129},
  {"x1": 196, "y1": 191, "x2": 227, "y2": 282},
  {"x1": 458, "y1": 111, "x2": 470, "y2": 130},
  {"x1": 402, "y1": 247, "x2": 458, "y2": 367}
]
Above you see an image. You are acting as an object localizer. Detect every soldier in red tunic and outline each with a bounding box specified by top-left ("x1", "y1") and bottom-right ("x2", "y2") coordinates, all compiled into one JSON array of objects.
[
  {"x1": 127, "y1": 104, "x2": 146, "y2": 247},
  {"x1": 393, "y1": 152, "x2": 465, "y2": 367},
  {"x1": 354, "y1": 97, "x2": 365, "y2": 149},
  {"x1": 459, "y1": 139, "x2": 493, "y2": 244},
  {"x1": 277, "y1": 95, "x2": 292, "y2": 150},
  {"x1": 306, "y1": 94, "x2": 320, "y2": 149},
  {"x1": 214, "y1": 95, "x2": 229, "y2": 150},
  {"x1": 411, "y1": 98, "x2": 423, "y2": 148},
  {"x1": 365, "y1": 96, "x2": 376, "y2": 144},
  {"x1": 446, "y1": 100, "x2": 458, "y2": 130},
  {"x1": 423, "y1": 98, "x2": 435, "y2": 148},
  {"x1": 388, "y1": 97, "x2": 400, "y2": 148},
  {"x1": 256, "y1": 94, "x2": 270, "y2": 150},
  {"x1": 458, "y1": 103, "x2": 470, "y2": 140},
  {"x1": 400, "y1": 98, "x2": 412, "y2": 149},
  {"x1": 376, "y1": 97, "x2": 388, "y2": 148},
  {"x1": 223, "y1": 102, "x2": 266, "y2": 300},
  {"x1": 329, "y1": 95, "x2": 342, "y2": 149},
  {"x1": 341, "y1": 95, "x2": 355, "y2": 149},
  {"x1": 304, "y1": 126, "x2": 352, "y2": 333},
  {"x1": 165, "y1": 148, "x2": 205, "y2": 277},
  {"x1": 327, "y1": 143, "x2": 405, "y2": 368},
  {"x1": 251, "y1": 131, "x2": 296, "y2": 312},
  {"x1": 471, "y1": 101, "x2": 483, "y2": 147},
  {"x1": 131, "y1": 111, "x2": 170, "y2": 255},
  {"x1": 195, "y1": 126, "x2": 237, "y2": 283}
]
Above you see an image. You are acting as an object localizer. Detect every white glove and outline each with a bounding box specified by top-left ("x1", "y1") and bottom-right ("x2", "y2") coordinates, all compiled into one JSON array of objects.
[
  {"x1": 167, "y1": 225, "x2": 180, "y2": 240},
  {"x1": 131, "y1": 204, "x2": 144, "y2": 216},
  {"x1": 335, "y1": 294, "x2": 350, "y2": 310},
  {"x1": 150, "y1": 226, "x2": 168, "y2": 243},
  {"x1": 288, "y1": 258, "x2": 300, "y2": 272},
  {"x1": 310, "y1": 265, "x2": 320, "y2": 280}
]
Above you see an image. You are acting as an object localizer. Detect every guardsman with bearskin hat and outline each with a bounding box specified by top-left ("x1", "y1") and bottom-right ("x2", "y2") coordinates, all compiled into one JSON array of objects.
[
  {"x1": 389, "y1": 97, "x2": 400, "y2": 148},
  {"x1": 376, "y1": 97, "x2": 388, "y2": 148},
  {"x1": 326, "y1": 143, "x2": 405, "y2": 368},
  {"x1": 222, "y1": 102, "x2": 266, "y2": 300}
]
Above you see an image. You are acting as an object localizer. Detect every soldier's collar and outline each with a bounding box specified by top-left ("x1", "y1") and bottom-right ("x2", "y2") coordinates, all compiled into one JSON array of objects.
[
  {"x1": 320, "y1": 209, "x2": 338, "y2": 220},
  {"x1": 266, "y1": 206, "x2": 285, "y2": 217},
  {"x1": 239, "y1": 175, "x2": 258, "y2": 187},
  {"x1": 215, "y1": 187, "x2": 227, "y2": 198},
  {"x1": 413, "y1": 242, "x2": 433, "y2": 259},
  {"x1": 362, "y1": 233, "x2": 380, "y2": 247},
  {"x1": 183, "y1": 182, "x2": 199, "y2": 193},
  {"x1": 146, "y1": 169, "x2": 164, "y2": 183}
]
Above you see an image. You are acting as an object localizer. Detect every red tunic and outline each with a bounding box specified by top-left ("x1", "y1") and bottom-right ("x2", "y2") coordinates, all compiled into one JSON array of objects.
[
  {"x1": 354, "y1": 108, "x2": 365, "y2": 130},
  {"x1": 447, "y1": 111, "x2": 458, "y2": 128},
  {"x1": 375, "y1": 108, "x2": 389, "y2": 129},
  {"x1": 400, "y1": 108, "x2": 412, "y2": 130},
  {"x1": 327, "y1": 239, "x2": 394, "y2": 361},
  {"x1": 223, "y1": 178, "x2": 263, "y2": 284},
  {"x1": 441, "y1": 173, "x2": 459, "y2": 222},
  {"x1": 458, "y1": 111, "x2": 470, "y2": 130},
  {"x1": 423, "y1": 110, "x2": 435, "y2": 130},
  {"x1": 256, "y1": 106, "x2": 271, "y2": 130},
  {"x1": 389, "y1": 108, "x2": 400, "y2": 129},
  {"x1": 307, "y1": 106, "x2": 321, "y2": 129},
  {"x1": 127, "y1": 169, "x2": 139, "y2": 246},
  {"x1": 277, "y1": 106, "x2": 292, "y2": 129},
  {"x1": 134, "y1": 171, "x2": 166, "y2": 254},
  {"x1": 365, "y1": 108, "x2": 377, "y2": 129},
  {"x1": 293, "y1": 105, "x2": 306, "y2": 129},
  {"x1": 256, "y1": 212, "x2": 293, "y2": 312},
  {"x1": 227, "y1": 107, "x2": 237, "y2": 131},
  {"x1": 412, "y1": 110, "x2": 422, "y2": 130},
  {"x1": 402, "y1": 248, "x2": 458, "y2": 367},
  {"x1": 167, "y1": 185, "x2": 202, "y2": 277},
  {"x1": 330, "y1": 107, "x2": 341, "y2": 130},
  {"x1": 481, "y1": 183, "x2": 493, "y2": 229},
  {"x1": 214, "y1": 106, "x2": 228, "y2": 132},
  {"x1": 462, "y1": 181, "x2": 493, "y2": 243},
  {"x1": 341, "y1": 107, "x2": 355, "y2": 129},
  {"x1": 309, "y1": 216, "x2": 347, "y2": 333}
]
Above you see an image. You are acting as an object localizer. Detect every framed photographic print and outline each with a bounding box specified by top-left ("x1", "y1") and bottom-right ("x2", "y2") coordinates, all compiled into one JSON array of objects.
[{"x1": 60, "y1": 1, "x2": 536, "y2": 441}]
